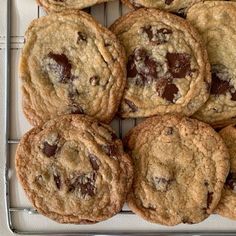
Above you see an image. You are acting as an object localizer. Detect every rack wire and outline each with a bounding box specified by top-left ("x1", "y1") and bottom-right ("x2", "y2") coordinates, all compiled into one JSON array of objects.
[{"x1": 3, "y1": 0, "x2": 236, "y2": 235}]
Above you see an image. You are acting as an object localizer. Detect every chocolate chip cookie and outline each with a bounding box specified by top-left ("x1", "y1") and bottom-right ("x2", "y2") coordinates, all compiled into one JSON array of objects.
[
  {"x1": 37, "y1": 0, "x2": 112, "y2": 13},
  {"x1": 124, "y1": 115, "x2": 229, "y2": 225},
  {"x1": 187, "y1": 2, "x2": 236, "y2": 127},
  {"x1": 19, "y1": 11, "x2": 126, "y2": 126},
  {"x1": 110, "y1": 8, "x2": 210, "y2": 119},
  {"x1": 15, "y1": 115, "x2": 133, "y2": 224},
  {"x1": 215, "y1": 125, "x2": 236, "y2": 220},
  {"x1": 122, "y1": 0, "x2": 218, "y2": 15}
]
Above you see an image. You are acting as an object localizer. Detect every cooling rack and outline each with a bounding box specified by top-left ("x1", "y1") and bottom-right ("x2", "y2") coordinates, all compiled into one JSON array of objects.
[{"x1": 3, "y1": 0, "x2": 236, "y2": 235}]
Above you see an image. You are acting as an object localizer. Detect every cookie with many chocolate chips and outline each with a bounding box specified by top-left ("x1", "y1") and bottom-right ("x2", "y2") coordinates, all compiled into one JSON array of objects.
[
  {"x1": 187, "y1": 2, "x2": 236, "y2": 127},
  {"x1": 215, "y1": 125, "x2": 236, "y2": 220},
  {"x1": 110, "y1": 8, "x2": 210, "y2": 118},
  {"x1": 124, "y1": 115, "x2": 229, "y2": 225},
  {"x1": 15, "y1": 115, "x2": 133, "y2": 224},
  {"x1": 19, "y1": 11, "x2": 126, "y2": 126},
  {"x1": 37, "y1": 0, "x2": 113, "y2": 13},
  {"x1": 122, "y1": 0, "x2": 218, "y2": 15}
]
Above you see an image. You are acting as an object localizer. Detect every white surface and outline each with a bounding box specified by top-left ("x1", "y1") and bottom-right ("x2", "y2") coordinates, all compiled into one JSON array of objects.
[{"x1": 1, "y1": 0, "x2": 236, "y2": 235}]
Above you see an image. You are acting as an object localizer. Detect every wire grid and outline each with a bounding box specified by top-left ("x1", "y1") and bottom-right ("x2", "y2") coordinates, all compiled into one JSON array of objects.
[{"x1": 4, "y1": 1, "x2": 236, "y2": 235}]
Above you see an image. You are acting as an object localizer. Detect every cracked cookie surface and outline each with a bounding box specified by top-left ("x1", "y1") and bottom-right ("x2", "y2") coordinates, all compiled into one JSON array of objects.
[
  {"x1": 124, "y1": 115, "x2": 229, "y2": 225},
  {"x1": 110, "y1": 8, "x2": 210, "y2": 119},
  {"x1": 15, "y1": 115, "x2": 133, "y2": 224},
  {"x1": 122, "y1": 0, "x2": 218, "y2": 15},
  {"x1": 187, "y1": 2, "x2": 236, "y2": 127},
  {"x1": 215, "y1": 125, "x2": 236, "y2": 220},
  {"x1": 19, "y1": 11, "x2": 126, "y2": 126},
  {"x1": 37, "y1": 0, "x2": 113, "y2": 13}
]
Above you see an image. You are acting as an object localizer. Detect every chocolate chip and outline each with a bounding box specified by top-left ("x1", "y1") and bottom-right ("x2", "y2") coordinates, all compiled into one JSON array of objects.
[
  {"x1": 175, "y1": 8, "x2": 187, "y2": 18},
  {"x1": 54, "y1": 174, "x2": 61, "y2": 190},
  {"x1": 101, "y1": 144, "x2": 117, "y2": 157},
  {"x1": 142, "y1": 26, "x2": 172, "y2": 45},
  {"x1": 111, "y1": 132, "x2": 117, "y2": 141},
  {"x1": 156, "y1": 78, "x2": 179, "y2": 103},
  {"x1": 124, "y1": 99, "x2": 138, "y2": 112},
  {"x1": 68, "y1": 173, "x2": 96, "y2": 197},
  {"x1": 165, "y1": 127, "x2": 174, "y2": 135},
  {"x1": 153, "y1": 177, "x2": 171, "y2": 192},
  {"x1": 207, "y1": 192, "x2": 213, "y2": 209},
  {"x1": 89, "y1": 154, "x2": 100, "y2": 171},
  {"x1": 77, "y1": 32, "x2": 87, "y2": 42},
  {"x1": 182, "y1": 217, "x2": 193, "y2": 224},
  {"x1": 89, "y1": 76, "x2": 100, "y2": 86},
  {"x1": 42, "y1": 142, "x2": 57, "y2": 157},
  {"x1": 48, "y1": 52, "x2": 72, "y2": 83},
  {"x1": 166, "y1": 52, "x2": 191, "y2": 78},
  {"x1": 71, "y1": 105, "x2": 84, "y2": 114},
  {"x1": 226, "y1": 172, "x2": 236, "y2": 191},
  {"x1": 211, "y1": 64, "x2": 236, "y2": 101},
  {"x1": 104, "y1": 41, "x2": 112, "y2": 47},
  {"x1": 165, "y1": 0, "x2": 174, "y2": 4}
]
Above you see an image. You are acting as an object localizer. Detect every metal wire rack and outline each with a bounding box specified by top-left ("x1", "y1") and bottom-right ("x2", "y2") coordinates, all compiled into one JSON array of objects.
[{"x1": 3, "y1": 0, "x2": 236, "y2": 235}]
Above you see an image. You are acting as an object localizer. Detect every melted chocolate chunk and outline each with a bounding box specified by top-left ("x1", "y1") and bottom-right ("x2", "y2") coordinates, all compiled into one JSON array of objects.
[
  {"x1": 68, "y1": 173, "x2": 96, "y2": 197},
  {"x1": 207, "y1": 192, "x2": 213, "y2": 209},
  {"x1": 127, "y1": 48, "x2": 161, "y2": 84},
  {"x1": 124, "y1": 99, "x2": 138, "y2": 112},
  {"x1": 89, "y1": 154, "x2": 100, "y2": 171},
  {"x1": 77, "y1": 32, "x2": 87, "y2": 42},
  {"x1": 89, "y1": 76, "x2": 100, "y2": 86},
  {"x1": 54, "y1": 174, "x2": 61, "y2": 190},
  {"x1": 127, "y1": 55, "x2": 138, "y2": 78},
  {"x1": 142, "y1": 26, "x2": 172, "y2": 44},
  {"x1": 156, "y1": 78, "x2": 179, "y2": 103},
  {"x1": 166, "y1": 53, "x2": 191, "y2": 78},
  {"x1": 211, "y1": 73, "x2": 230, "y2": 95},
  {"x1": 42, "y1": 142, "x2": 57, "y2": 157},
  {"x1": 226, "y1": 172, "x2": 236, "y2": 191},
  {"x1": 48, "y1": 52, "x2": 72, "y2": 83},
  {"x1": 165, "y1": 0, "x2": 174, "y2": 4},
  {"x1": 211, "y1": 64, "x2": 236, "y2": 101}
]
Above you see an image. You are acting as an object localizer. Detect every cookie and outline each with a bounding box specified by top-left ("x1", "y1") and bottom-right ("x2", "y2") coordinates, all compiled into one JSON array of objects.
[
  {"x1": 187, "y1": 2, "x2": 236, "y2": 127},
  {"x1": 124, "y1": 115, "x2": 229, "y2": 225},
  {"x1": 37, "y1": 0, "x2": 113, "y2": 13},
  {"x1": 15, "y1": 115, "x2": 133, "y2": 224},
  {"x1": 215, "y1": 125, "x2": 236, "y2": 220},
  {"x1": 19, "y1": 11, "x2": 126, "y2": 126},
  {"x1": 122, "y1": 0, "x2": 218, "y2": 15},
  {"x1": 110, "y1": 8, "x2": 211, "y2": 119}
]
